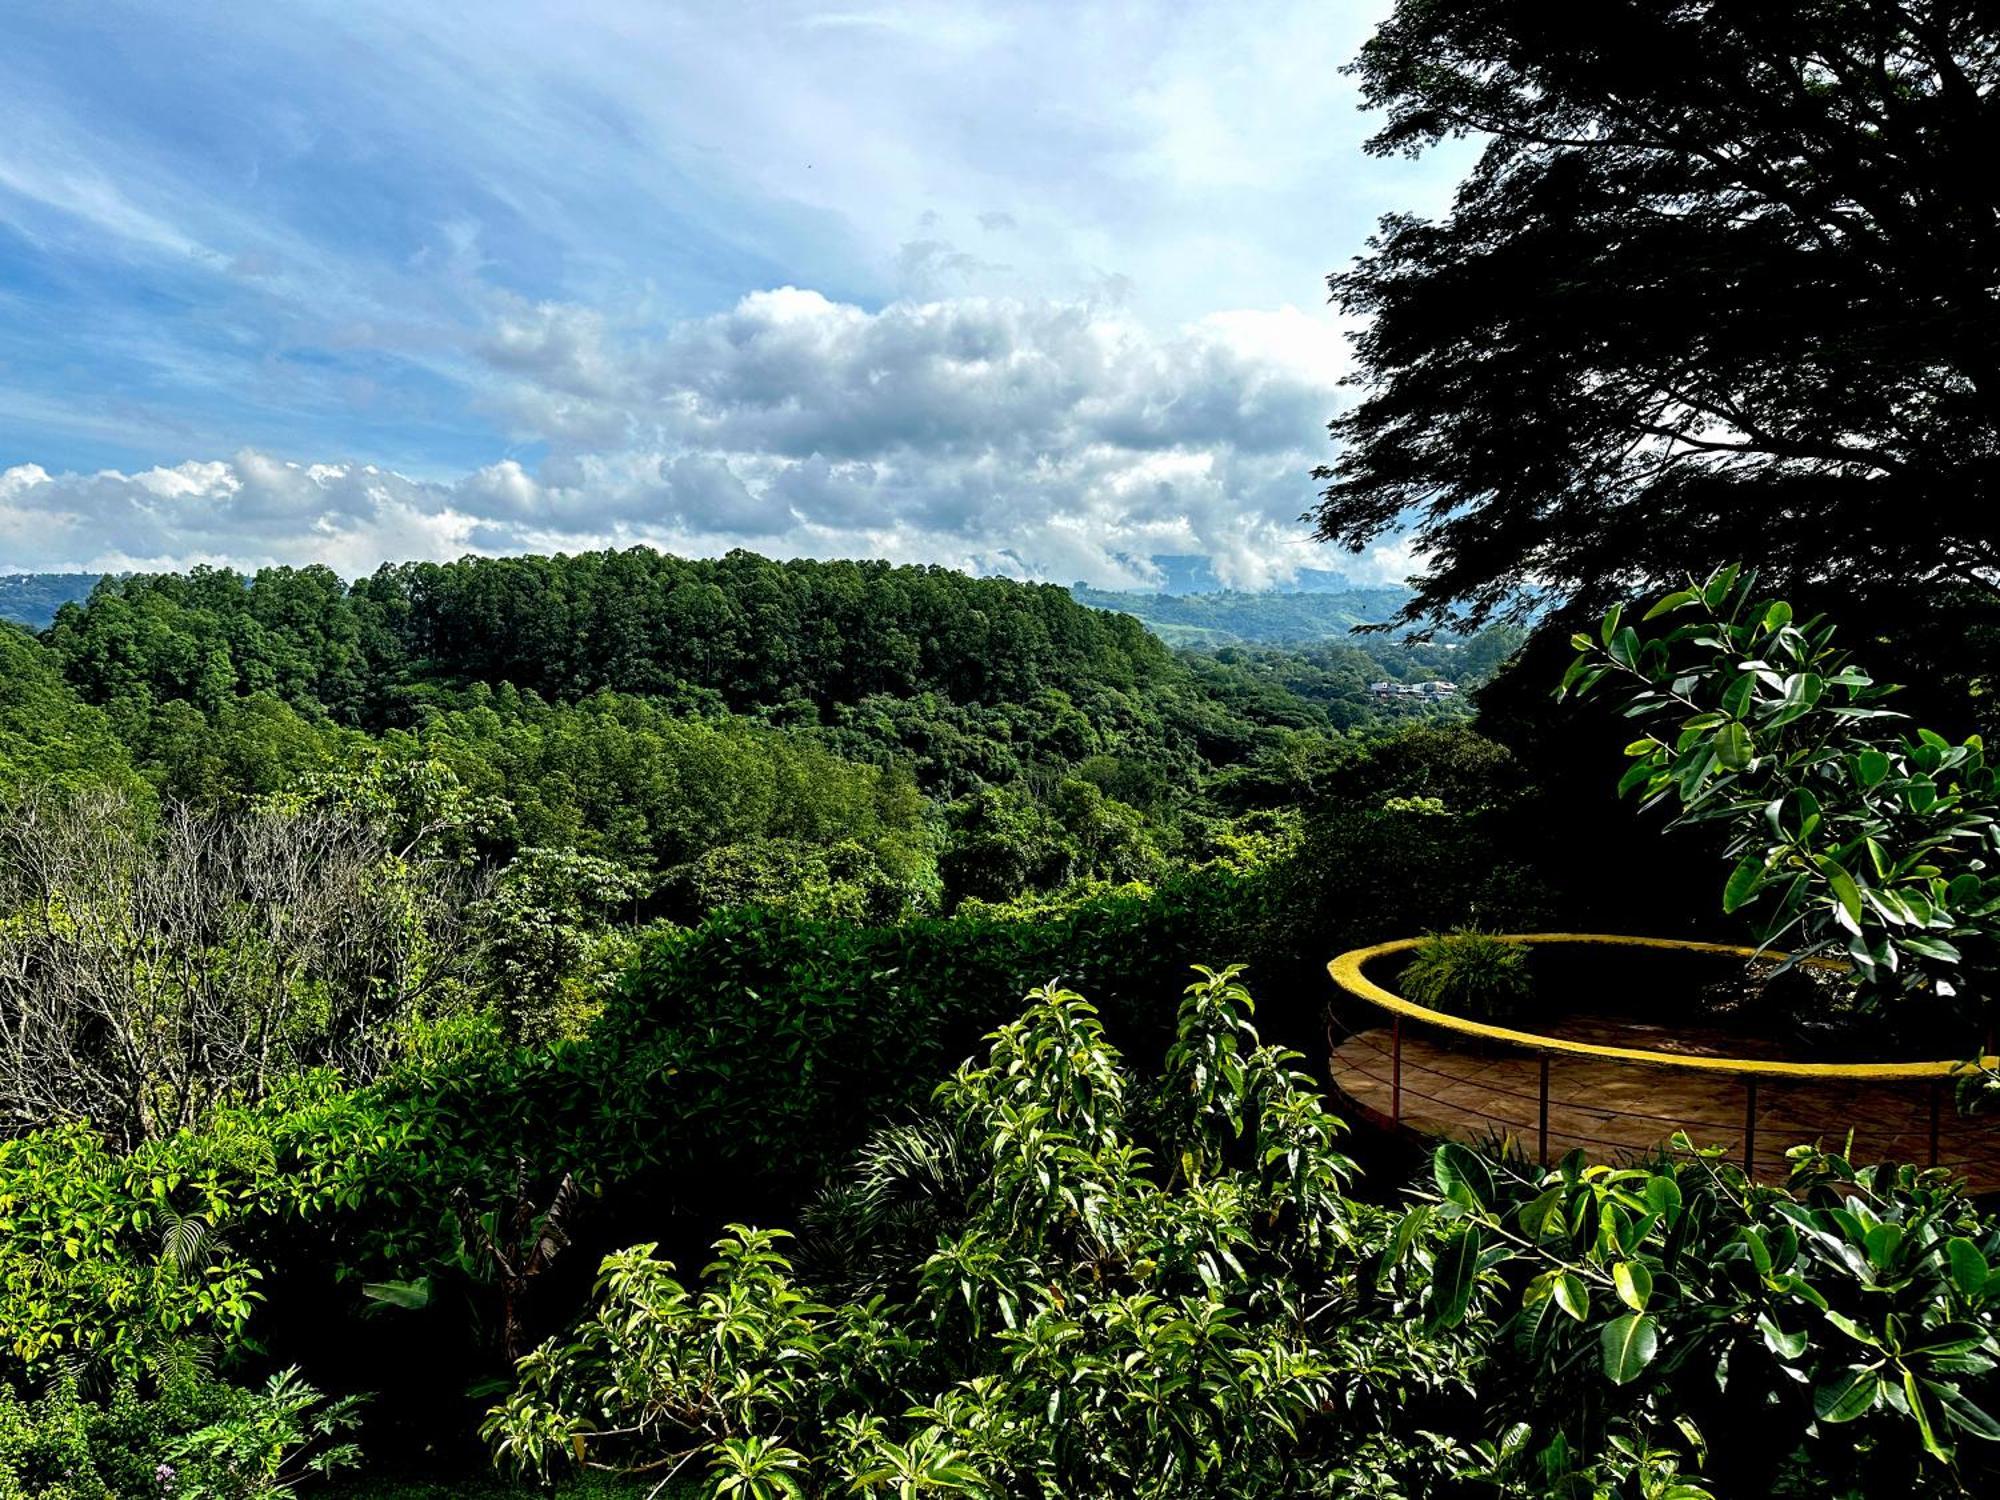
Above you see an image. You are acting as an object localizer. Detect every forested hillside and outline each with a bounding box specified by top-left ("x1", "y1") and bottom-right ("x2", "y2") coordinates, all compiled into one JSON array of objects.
[
  {"x1": 6, "y1": 550, "x2": 1502, "y2": 932},
  {"x1": 0, "y1": 572, "x2": 100, "y2": 630},
  {"x1": 1067, "y1": 581, "x2": 1416, "y2": 642},
  {"x1": 0, "y1": 540, "x2": 1582, "y2": 1496},
  {"x1": 17, "y1": 0, "x2": 2000, "y2": 1494}
]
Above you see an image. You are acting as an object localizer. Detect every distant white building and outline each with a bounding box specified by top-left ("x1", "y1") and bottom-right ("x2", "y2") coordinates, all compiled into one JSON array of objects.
[{"x1": 1369, "y1": 679, "x2": 1458, "y2": 699}]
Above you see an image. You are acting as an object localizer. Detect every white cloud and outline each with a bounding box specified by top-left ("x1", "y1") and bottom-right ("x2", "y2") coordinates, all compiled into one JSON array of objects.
[{"x1": 0, "y1": 282, "x2": 1406, "y2": 589}]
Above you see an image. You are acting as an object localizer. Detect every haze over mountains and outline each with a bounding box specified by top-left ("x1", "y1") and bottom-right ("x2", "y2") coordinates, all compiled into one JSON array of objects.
[{"x1": 2, "y1": 558, "x2": 1418, "y2": 643}]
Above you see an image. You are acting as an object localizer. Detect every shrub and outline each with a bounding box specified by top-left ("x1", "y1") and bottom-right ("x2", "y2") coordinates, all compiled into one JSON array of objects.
[
  {"x1": 0, "y1": 1364, "x2": 360, "y2": 1499},
  {"x1": 1399, "y1": 930, "x2": 1535, "y2": 1022},
  {"x1": 1393, "y1": 1137, "x2": 2000, "y2": 1496},
  {"x1": 483, "y1": 970, "x2": 1470, "y2": 1497},
  {"x1": 0, "y1": 870, "x2": 1288, "y2": 1419}
]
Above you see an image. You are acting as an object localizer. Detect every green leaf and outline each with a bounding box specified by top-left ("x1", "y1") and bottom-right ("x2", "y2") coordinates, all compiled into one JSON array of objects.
[
  {"x1": 1816, "y1": 856, "x2": 1864, "y2": 927},
  {"x1": 1433, "y1": 1142, "x2": 1493, "y2": 1212},
  {"x1": 1517, "y1": 1187, "x2": 1567, "y2": 1239},
  {"x1": 1554, "y1": 1272, "x2": 1588, "y2": 1322},
  {"x1": 1701, "y1": 563, "x2": 1740, "y2": 608},
  {"x1": 1905, "y1": 1367, "x2": 1947, "y2": 1460},
  {"x1": 1756, "y1": 1315, "x2": 1807, "y2": 1361},
  {"x1": 1642, "y1": 589, "x2": 1700, "y2": 621},
  {"x1": 1723, "y1": 856, "x2": 1765, "y2": 914},
  {"x1": 1947, "y1": 1238, "x2": 1990, "y2": 1299},
  {"x1": 1899, "y1": 935, "x2": 1963, "y2": 964},
  {"x1": 361, "y1": 1279, "x2": 433, "y2": 1310},
  {"x1": 1714, "y1": 721, "x2": 1754, "y2": 771},
  {"x1": 1762, "y1": 600, "x2": 1793, "y2": 632},
  {"x1": 1613, "y1": 1260, "x2": 1653, "y2": 1313},
  {"x1": 1933, "y1": 1381, "x2": 2000, "y2": 1443},
  {"x1": 1740, "y1": 1226, "x2": 1773, "y2": 1277},
  {"x1": 1721, "y1": 673, "x2": 1755, "y2": 719},
  {"x1": 1856, "y1": 749, "x2": 1891, "y2": 788},
  {"x1": 1618, "y1": 759, "x2": 1658, "y2": 797},
  {"x1": 1378, "y1": 1205, "x2": 1434, "y2": 1285},
  {"x1": 1863, "y1": 1223, "x2": 1903, "y2": 1272},
  {"x1": 1600, "y1": 603, "x2": 1625, "y2": 648},
  {"x1": 1600, "y1": 1313, "x2": 1660, "y2": 1385},
  {"x1": 1814, "y1": 1366, "x2": 1883, "y2": 1423},
  {"x1": 1429, "y1": 1225, "x2": 1482, "y2": 1330}
]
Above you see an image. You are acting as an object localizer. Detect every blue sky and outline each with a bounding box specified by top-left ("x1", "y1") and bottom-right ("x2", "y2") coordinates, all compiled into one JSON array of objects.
[{"x1": 0, "y1": 1, "x2": 1465, "y2": 585}]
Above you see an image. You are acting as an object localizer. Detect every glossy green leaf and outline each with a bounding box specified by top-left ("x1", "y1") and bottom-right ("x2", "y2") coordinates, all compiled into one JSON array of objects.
[
  {"x1": 1642, "y1": 589, "x2": 1700, "y2": 621},
  {"x1": 1429, "y1": 1225, "x2": 1482, "y2": 1330},
  {"x1": 1816, "y1": 856, "x2": 1864, "y2": 927},
  {"x1": 1600, "y1": 1313, "x2": 1659, "y2": 1385},
  {"x1": 1613, "y1": 1260, "x2": 1653, "y2": 1313},
  {"x1": 1433, "y1": 1141, "x2": 1493, "y2": 1212},
  {"x1": 1814, "y1": 1366, "x2": 1882, "y2": 1423},
  {"x1": 1714, "y1": 721, "x2": 1753, "y2": 771},
  {"x1": 1948, "y1": 1238, "x2": 1990, "y2": 1299},
  {"x1": 1756, "y1": 1315, "x2": 1807, "y2": 1360},
  {"x1": 1723, "y1": 856, "x2": 1764, "y2": 914},
  {"x1": 1554, "y1": 1271, "x2": 1588, "y2": 1322}
]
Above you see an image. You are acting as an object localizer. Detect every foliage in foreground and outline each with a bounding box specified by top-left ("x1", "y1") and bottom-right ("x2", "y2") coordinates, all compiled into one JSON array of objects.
[
  {"x1": 484, "y1": 971, "x2": 2000, "y2": 1498},
  {"x1": 1562, "y1": 564, "x2": 2000, "y2": 1022},
  {"x1": 0, "y1": 1364, "x2": 360, "y2": 1500},
  {"x1": 485, "y1": 969, "x2": 1466, "y2": 1497}
]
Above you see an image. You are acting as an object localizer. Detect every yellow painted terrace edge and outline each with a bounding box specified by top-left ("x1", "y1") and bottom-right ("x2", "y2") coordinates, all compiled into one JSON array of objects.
[{"x1": 1328, "y1": 934, "x2": 2000, "y2": 1082}]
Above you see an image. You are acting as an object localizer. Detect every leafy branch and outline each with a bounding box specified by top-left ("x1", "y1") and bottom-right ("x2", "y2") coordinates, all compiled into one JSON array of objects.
[{"x1": 1561, "y1": 563, "x2": 2000, "y2": 1019}]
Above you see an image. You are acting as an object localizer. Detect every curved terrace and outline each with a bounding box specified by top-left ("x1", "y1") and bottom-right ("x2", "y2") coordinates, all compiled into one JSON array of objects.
[{"x1": 1328, "y1": 934, "x2": 2000, "y2": 1191}]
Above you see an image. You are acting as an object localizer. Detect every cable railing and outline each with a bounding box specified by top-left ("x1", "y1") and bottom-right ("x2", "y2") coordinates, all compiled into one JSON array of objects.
[{"x1": 1326, "y1": 935, "x2": 2000, "y2": 1187}]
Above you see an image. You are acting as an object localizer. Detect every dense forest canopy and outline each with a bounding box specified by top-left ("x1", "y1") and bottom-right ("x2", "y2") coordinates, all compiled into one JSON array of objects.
[
  {"x1": 1314, "y1": 0, "x2": 2000, "y2": 631},
  {"x1": 43, "y1": 552, "x2": 1175, "y2": 725},
  {"x1": 0, "y1": 548, "x2": 1507, "y2": 935}
]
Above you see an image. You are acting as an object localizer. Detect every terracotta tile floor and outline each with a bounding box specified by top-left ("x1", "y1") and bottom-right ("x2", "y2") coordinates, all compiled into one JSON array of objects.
[{"x1": 1329, "y1": 1024, "x2": 2000, "y2": 1191}]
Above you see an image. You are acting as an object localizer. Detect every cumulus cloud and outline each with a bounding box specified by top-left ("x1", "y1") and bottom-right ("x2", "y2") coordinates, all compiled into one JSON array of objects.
[{"x1": 1, "y1": 286, "x2": 1402, "y2": 589}]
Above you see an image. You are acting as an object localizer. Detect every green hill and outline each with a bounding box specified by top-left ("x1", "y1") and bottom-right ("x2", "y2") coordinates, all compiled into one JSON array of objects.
[{"x1": 1066, "y1": 583, "x2": 1414, "y2": 642}]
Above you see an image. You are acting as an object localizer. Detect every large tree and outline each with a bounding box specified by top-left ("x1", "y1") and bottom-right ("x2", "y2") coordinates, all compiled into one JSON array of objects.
[{"x1": 1315, "y1": 0, "x2": 2000, "y2": 630}]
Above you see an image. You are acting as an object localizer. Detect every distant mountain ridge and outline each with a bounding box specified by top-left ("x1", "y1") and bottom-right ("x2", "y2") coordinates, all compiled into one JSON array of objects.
[
  {"x1": 0, "y1": 573, "x2": 104, "y2": 630},
  {"x1": 1066, "y1": 582, "x2": 1414, "y2": 645},
  {"x1": 1105, "y1": 553, "x2": 1381, "y2": 596}
]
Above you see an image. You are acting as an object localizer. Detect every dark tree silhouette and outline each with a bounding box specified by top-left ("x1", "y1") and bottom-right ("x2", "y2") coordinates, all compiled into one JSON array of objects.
[{"x1": 1315, "y1": 0, "x2": 2000, "y2": 630}]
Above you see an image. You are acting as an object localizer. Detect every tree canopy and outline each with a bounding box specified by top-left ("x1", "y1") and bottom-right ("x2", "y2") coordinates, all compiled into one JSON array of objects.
[{"x1": 1314, "y1": 0, "x2": 2000, "y2": 630}]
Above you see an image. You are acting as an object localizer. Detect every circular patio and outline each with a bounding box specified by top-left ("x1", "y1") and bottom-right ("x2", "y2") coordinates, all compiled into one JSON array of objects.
[{"x1": 1327, "y1": 934, "x2": 2000, "y2": 1191}]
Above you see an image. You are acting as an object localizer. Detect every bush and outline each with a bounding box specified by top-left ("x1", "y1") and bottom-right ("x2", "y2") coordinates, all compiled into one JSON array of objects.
[
  {"x1": 0, "y1": 869, "x2": 1289, "y2": 1436},
  {"x1": 1397, "y1": 1138, "x2": 2000, "y2": 1496},
  {"x1": 483, "y1": 970, "x2": 1467, "y2": 1497},
  {"x1": 0, "y1": 793, "x2": 1536, "y2": 1459},
  {"x1": 1399, "y1": 930, "x2": 1535, "y2": 1022},
  {"x1": 0, "y1": 1364, "x2": 360, "y2": 1499}
]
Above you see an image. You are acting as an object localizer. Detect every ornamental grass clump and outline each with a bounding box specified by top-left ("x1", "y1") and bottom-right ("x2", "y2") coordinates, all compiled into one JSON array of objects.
[{"x1": 1401, "y1": 930, "x2": 1535, "y2": 1023}]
